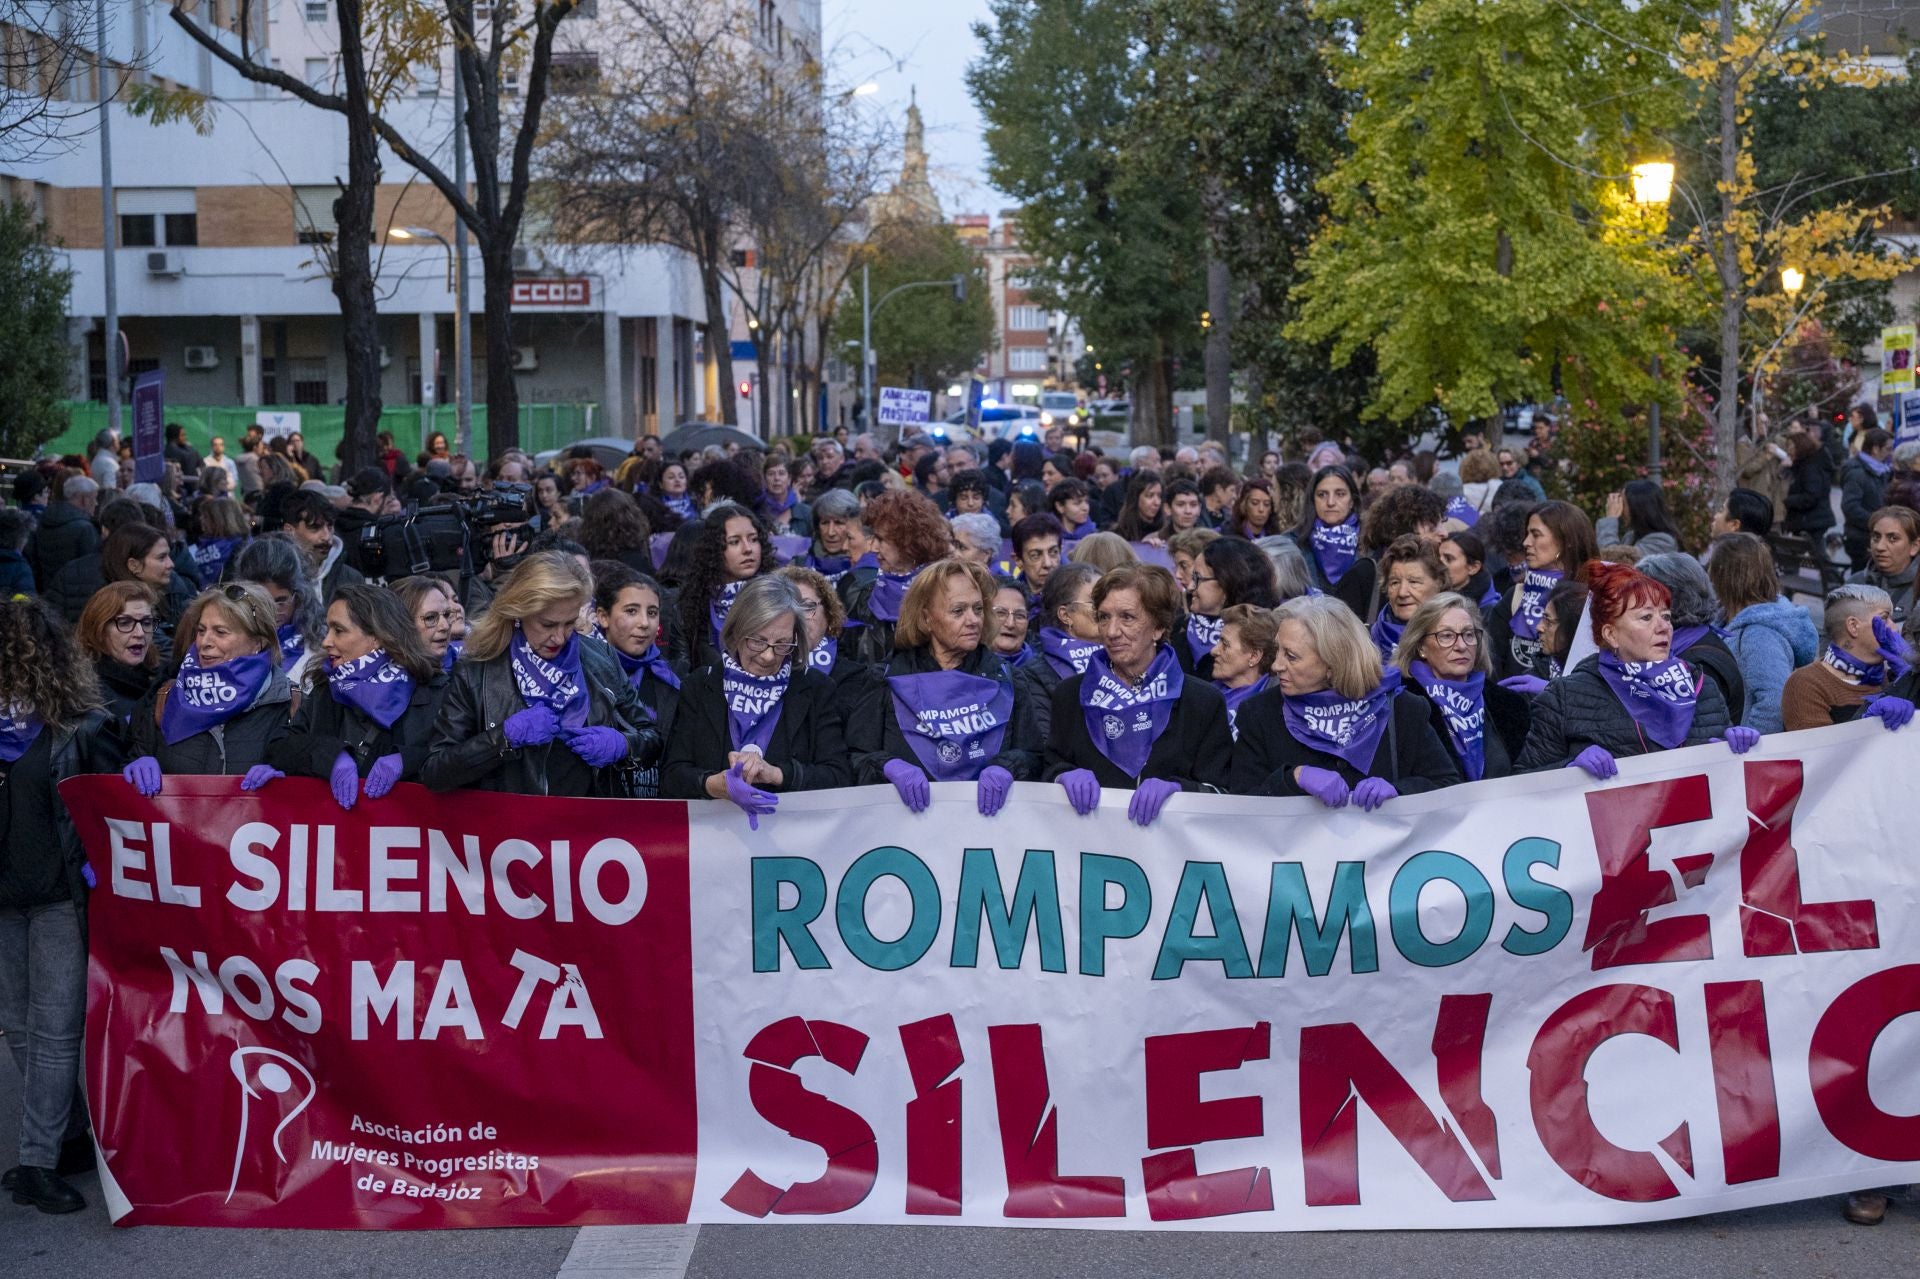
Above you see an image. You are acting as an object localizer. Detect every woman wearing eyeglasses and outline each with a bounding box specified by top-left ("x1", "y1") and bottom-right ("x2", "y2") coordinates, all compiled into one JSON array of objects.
[
  {"x1": 121, "y1": 582, "x2": 295, "y2": 795},
  {"x1": 662, "y1": 575, "x2": 852, "y2": 824},
  {"x1": 390, "y1": 574, "x2": 462, "y2": 671},
  {"x1": 423, "y1": 553, "x2": 662, "y2": 798},
  {"x1": 75, "y1": 581, "x2": 162, "y2": 721},
  {"x1": 267, "y1": 585, "x2": 447, "y2": 810},
  {"x1": 0, "y1": 597, "x2": 125, "y2": 1215},
  {"x1": 1182, "y1": 537, "x2": 1281, "y2": 682},
  {"x1": 860, "y1": 560, "x2": 1041, "y2": 817},
  {"x1": 1392, "y1": 593, "x2": 1532, "y2": 783}
]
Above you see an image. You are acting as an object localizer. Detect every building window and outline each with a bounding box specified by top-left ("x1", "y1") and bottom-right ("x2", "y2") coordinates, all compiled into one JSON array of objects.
[
  {"x1": 305, "y1": 0, "x2": 327, "y2": 19},
  {"x1": 305, "y1": 58, "x2": 331, "y2": 90},
  {"x1": 119, "y1": 214, "x2": 157, "y2": 247},
  {"x1": 1008, "y1": 304, "x2": 1046, "y2": 331},
  {"x1": 415, "y1": 63, "x2": 440, "y2": 96},
  {"x1": 1008, "y1": 348, "x2": 1048, "y2": 372},
  {"x1": 293, "y1": 187, "x2": 336, "y2": 245},
  {"x1": 164, "y1": 213, "x2": 198, "y2": 246},
  {"x1": 289, "y1": 358, "x2": 330, "y2": 405}
]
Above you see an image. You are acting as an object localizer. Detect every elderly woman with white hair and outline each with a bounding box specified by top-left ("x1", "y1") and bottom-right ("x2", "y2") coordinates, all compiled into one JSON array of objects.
[
  {"x1": 1230, "y1": 594, "x2": 1460, "y2": 805},
  {"x1": 1634, "y1": 551, "x2": 1746, "y2": 721},
  {"x1": 949, "y1": 512, "x2": 1004, "y2": 570},
  {"x1": 662, "y1": 574, "x2": 852, "y2": 824}
]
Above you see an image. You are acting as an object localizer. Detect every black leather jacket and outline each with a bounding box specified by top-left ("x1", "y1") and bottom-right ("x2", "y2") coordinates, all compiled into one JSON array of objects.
[{"x1": 422, "y1": 640, "x2": 662, "y2": 797}]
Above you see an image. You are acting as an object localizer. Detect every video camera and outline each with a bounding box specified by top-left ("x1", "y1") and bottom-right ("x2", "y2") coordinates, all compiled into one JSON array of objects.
[{"x1": 355, "y1": 481, "x2": 533, "y2": 580}]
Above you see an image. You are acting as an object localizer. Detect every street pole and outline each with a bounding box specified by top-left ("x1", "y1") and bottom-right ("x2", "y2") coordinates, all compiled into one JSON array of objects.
[
  {"x1": 1648, "y1": 354, "x2": 1662, "y2": 482},
  {"x1": 95, "y1": 0, "x2": 120, "y2": 438},
  {"x1": 452, "y1": 62, "x2": 474, "y2": 457},
  {"x1": 861, "y1": 263, "x2": 872, "y2": 432}
]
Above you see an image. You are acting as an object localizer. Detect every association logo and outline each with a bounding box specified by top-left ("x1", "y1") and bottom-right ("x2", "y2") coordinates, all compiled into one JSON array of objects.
[
  {"x1": 226, "y1": 1045, "x2": 317, "y2": 1204},
  {"x1": 1102, "y1": 714, "x2": 1125, "y2": 739},
  {"x1": 937, "y1": 740, "x2": 963, "y2": 764}
]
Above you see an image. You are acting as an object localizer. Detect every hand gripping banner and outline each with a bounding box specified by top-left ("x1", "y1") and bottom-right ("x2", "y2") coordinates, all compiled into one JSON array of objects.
[{"x1": 61, "y1": 720, "x2": 1920, "y2": 1229}]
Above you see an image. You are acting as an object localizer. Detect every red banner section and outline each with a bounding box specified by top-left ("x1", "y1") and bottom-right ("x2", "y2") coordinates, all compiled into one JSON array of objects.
[{"x1": 64, "y1": 775, "x2": 695, "y2": 1228}]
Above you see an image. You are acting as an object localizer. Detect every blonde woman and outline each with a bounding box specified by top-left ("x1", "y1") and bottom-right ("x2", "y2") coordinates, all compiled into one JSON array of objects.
[
  {"x1": 423, "y1": 551, "x2": 660, "y2": 797},
  {"x1": 1229, "y1": 593, "x2": 1459, "y2": 806},
  {"x1": 1391, "y1": 592, "x2": 1532, "y2": 783}
]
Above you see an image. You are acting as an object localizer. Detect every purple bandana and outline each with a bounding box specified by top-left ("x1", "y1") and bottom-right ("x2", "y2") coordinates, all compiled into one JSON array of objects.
[
  {"x1": 1080, "y1": 644, "x2": 1183, "y2": 777},
  {"x1": 441, "y1": 640, "x2": 464, "y2": 672},
  {"x1": 709, "y1": 579, "x2": 748, "y2": 643},
  {"x1": 189, "y1": 536, "x2": 243, "y2": 583},
  {"x1": 616, "y1": 643, "x2": 681, "y2": 692},
  {"x1": 162, "y1": 649, "x2": 275, "y2": 745},
  {"x1": 890, "y1": 667, "x2": 1015, "y2": 781},
  {"x1": 1212, "y1": 675, "x2": 1269, "y2": 739},
  {"x1": 1478, "y1": 579, "x2": 1502, "y2": 611},
  {"x1": 1509, "y1": 568, "x2": 1563, "y2": 642},
  {"x1": 770, "y1": 534, "x2": 812, "y2": 565},
  {"x1": 1596, "y1": 652, "x2": 1698, "y2": 749},
  {"x1": 1311, "y1": 516, "x2": 1359, "y2": 585},
  {"x1": 868, "y1": 566, "x2": 922, "y2": 623},
  {"x1": 0, "y1": 704, "x2": 43, "y2": 762},
  {"x1": 662, "y1": 493, "x2": 696, "y2": 520},
  {"x1": 1001, "y1": 643, "x2": 1036, "y2": 669},
  {"x1": 1186, "y1": 613, "x2": 1224, "y2": 666},
  {"x1": 1039, "y1": 626, "x2": 1102, "y2": 678},
  {"x1": 1670, "y1": 625, "x2": 1712, "y2": 657},
  {"x1": 1370, "y1": 609, "x2": 1405, "y2": 661},
  {"x1": 804, "y1": 636, "x2": 837, "y2": 674},
  {"x1": 723, "y1": 654, "x2": 789, "y2": 754},
  {"x1": 808, "y1": 551, "x2": 852, "y2": 580},
  {"x1": 1283, "y1": 668, "x2": 1402, "y2": 774},
  {"x1": 1822, "y1": 643, "x2": 1885, "y2": 686},
  {"x1": 327, "y1": 649, "x2": 414, "y2": 728},
  {"x1": 1411, "y1": 660, "x2": 1486, "y2": 782},
  {"x1": 1444, "y1": 495, "x2": 1480, "y2": 528},
  {"x1": 1067, "y1": 519, "x2": 1096, "y2": 540},
  {"x1": 277, "y1": 623, "x2": 307, "y2": 671},
  {"x1": 509, "y1": 629, "x2": 590, "y2": 729}
]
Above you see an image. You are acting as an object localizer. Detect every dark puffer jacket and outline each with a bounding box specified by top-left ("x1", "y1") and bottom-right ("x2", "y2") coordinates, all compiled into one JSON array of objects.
[
  {"x1": 127, "y1": 668, "x2": 295, "y2": 776},
  {"x1": 269, "y1": 670, "x2": 448, "y2": 782},
  {"x1": 1515, "y1": 654, "x2": 1734, "y2": 770},
  {"x1": 27, "y1": 502, "x2": 98, "y2": 590}
]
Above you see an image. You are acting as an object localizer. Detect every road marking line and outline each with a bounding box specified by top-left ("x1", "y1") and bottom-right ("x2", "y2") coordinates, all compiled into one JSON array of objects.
[{"x1": 558, "y1": 1224, "x2": 701, "y2": 1278}]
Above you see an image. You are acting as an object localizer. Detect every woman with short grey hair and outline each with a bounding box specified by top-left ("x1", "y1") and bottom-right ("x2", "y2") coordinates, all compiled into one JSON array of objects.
[
  {"x1": 1255, "y1": 536, "x2": 1314, "y2": 602},
  {"x1": 662, "y1": 574, "x2": 852, "y2": 820},
  {"x1": 1636, "y1": 551, "x2": 1746, "y2": 721},
  {"x1": 805, "y1": 487, "x2": 863, "y2": 577},
  {"x1": 949, "y1": 512, "x2": 1002, "y2": 567},
  {"x1": 227, "y1": 533, "x2": 326, "y2": 686}
]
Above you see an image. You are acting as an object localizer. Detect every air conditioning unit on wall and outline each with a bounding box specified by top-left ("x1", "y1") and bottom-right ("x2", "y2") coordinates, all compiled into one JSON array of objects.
[
  {"x1": 511, "y1": 345, "x2": 538, "y2": 371},
  {"x1": 183, "y1": 345, "x2": 219, "y2": 370},
  {"x1": 146, "y1": 250, "x2": 183, "y2": 277}
]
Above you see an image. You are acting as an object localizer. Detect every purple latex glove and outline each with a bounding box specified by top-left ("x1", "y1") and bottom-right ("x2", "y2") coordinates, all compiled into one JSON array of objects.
[
  {"x1": 364, "y1": 752, "x2": 405, "y2": 798},
  {"x1": 976, "y1": 765, "x2": 1014, "y2": 817},
  {"x1": 1057, "y1": 768, "x2": 1101, "y2": 816},
  {"x1": 1865, "y1": 696, "x2": 1915, "y2": 732},
  {"x1": 1352, "y1": 776, "x2": 1398, "y2": 811},
  {"x1": 724, "y1": 763, "x2": 778, "y2": 830},
  {"x1": 1873, "y1": 615, "x2": 1913, "y2": 675},
  {"x1": 1498, "y1": 674, "x2": 1549, "y2": 696},
  {"x1": 1721, "y1": 725, "x2": 1762, "y2": 754},
  {"x1": 240, "y1": 763, "x2": 285, "y2": 792},
  {"x1": 882, "y1": 757, "x2": 931, "y2": 812},
  {"x1": 503, "y1": 704, "x2": 560, "y2": 748},
  {"x1": 1568, "y1": 744, "x2": 1618, "y2": 779},
  {"x1": 81, "y1": 863, "x2": 96, "y2": 890},
  {"x1": 1127, "y1": 777, "x2": 1181, "y2": 827},
  {"x1": 122, "y1": 755, "x2": 162, "y2": 797},
  {"x1": 1295, "y1": 765, "x2": 1350, "y2": 808},
  {"x1": 562, "y1": 725, "x2": 628, "y2": 768},
  {"x1": 327, "y1": 750, "x2": 359, "y2": 809}
]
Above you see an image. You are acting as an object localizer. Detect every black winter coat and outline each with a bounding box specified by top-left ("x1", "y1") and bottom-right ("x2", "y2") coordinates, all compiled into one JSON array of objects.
[
  {"x1": 1515, "y1": 654, "x2": 1734, "y2": 769},
  {"x1": 661, "y1": 664, "x2": 852, "y2": 797},
  {"x1": 841, "y1": 572, "x2": 904, "y2": 666},
  {"x1": 0, "y1": 710, "x2": 124, "y2": 911},
  {"x1": 1484, "y1": 584, "x2": 1554, "y2": 682},
  {"x1": 856, "y1": 645, "x2": 1042, "y2": 784},
  {"x1": 422, "y1": 640, "x2": 662, "y2": 797},
  {"x1": 1044, "y1": 671, "x2": 1234, "y2": 791},
  {"x1": 269, "y1": 670, "x2": 447, "y2": 782},
  {"x1": 128, "y1": 668, "x2": 294, "y2": 776},
  {"x1": 1679, "y1": 632, "x2": 1747, "y2": 730},
  {"x1": 95, "y1": 656, "x2": 156, "y2": 724},
  {"x1": 1784, "y1": 450, "x2": 1836, "y2": 536},
  {"x1": 27, "y1": 502, "x2": 97, "y2": 591},
  {"x1": 1229, "y1": 687, "x2": 1461, "y2": 797},
  {"x1": 1401, "y1": 679, "x2": 1532, "y2": 783},
  {"x1": 1290, "y1": 530, "x2": 1377, "y2": 619}
]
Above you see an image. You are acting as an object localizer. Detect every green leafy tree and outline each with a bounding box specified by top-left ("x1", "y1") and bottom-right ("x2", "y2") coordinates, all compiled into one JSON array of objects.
[
  {"x1": 1289, "y1": 0, "x2": 1684, "y2": 430},
  {"x1": 0, "y1": 201, "x2": 73, "y2": 458},
  {"x1": 832, "y1": 224, "x2": 994, "y2": 395},
  {"x1": 969, "y1": 0, "x2": 1207, "y2": 444}
]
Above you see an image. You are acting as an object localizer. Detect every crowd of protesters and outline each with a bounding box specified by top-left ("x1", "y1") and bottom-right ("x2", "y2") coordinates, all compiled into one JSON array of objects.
[{"x1": 2, "y1": 404, "x2": 1917, "y2": 1222}]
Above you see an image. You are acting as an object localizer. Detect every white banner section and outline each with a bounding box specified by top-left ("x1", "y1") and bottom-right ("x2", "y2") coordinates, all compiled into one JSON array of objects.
[{"x1": 686, "y1": 721, "x2": 1920, "y2": 1229}]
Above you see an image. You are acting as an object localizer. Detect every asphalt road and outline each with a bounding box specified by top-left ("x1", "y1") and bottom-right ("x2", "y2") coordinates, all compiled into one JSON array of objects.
[{"x1": 1, "y1": 1047, "x2": 1913, "y2": 1279}]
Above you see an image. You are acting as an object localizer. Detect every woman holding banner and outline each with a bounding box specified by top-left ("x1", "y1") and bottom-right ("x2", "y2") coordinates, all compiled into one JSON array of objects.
[
  {"x1": 1393, "y1": 593, "x2": 1531, "y2": 783},
  {"x1": 1485, "y1": 500, "x2": 1597, "y2": 684},
  {"x1": 590, "y1": 563, "x2": 680, "y2": 799},
  {"x1": 662, "y1": 575, "x2": 851, "y2": 822},
  {"x1": 121, "y1": 583, "x2": 294, "y2": 795},
  {"x1": 1043, "y1": 564, "x2": 1234, "y2": 826},
  {"x1": 1516, "y1": 561, "x2": 1757, "y2": 778},
  {"x1": 267, "y1": 585, "x2": 447, "y2": 809},
  {"x1": 422, "y1": 553, "x2": 661, "y2": 798},
  {"x1": 670, "y1": 502, "x2": 771, "y2": 669},
  {"x1": 860, "y1": 559, "x2": 1042, "y2": 816},
  {"x1": 1181, "y1": 537, "x2": 1281, "y2": 682},
  {"x1": 1230, "y1": 594, "x2": 1460, "y2": 805}
]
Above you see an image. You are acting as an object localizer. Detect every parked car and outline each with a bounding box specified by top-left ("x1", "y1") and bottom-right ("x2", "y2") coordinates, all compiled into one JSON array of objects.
[{"x1": 944, "y1": 403, "x2": 1046, "y2": 441}]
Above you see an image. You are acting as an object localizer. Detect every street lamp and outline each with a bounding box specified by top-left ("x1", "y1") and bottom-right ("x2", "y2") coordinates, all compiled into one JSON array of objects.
[
  {"x1": 1781, "y1": 265, "x2": 1805, "y2": 295},
  {"x1": 1630, "y1": 161, "x2": 1675, "y2": 479},
  {"x1": 390, "y1": 225, "x2": 472, "y2": 453},
  {"x1": 861, "y1": 267, "x2": 971, "y2": 440}
]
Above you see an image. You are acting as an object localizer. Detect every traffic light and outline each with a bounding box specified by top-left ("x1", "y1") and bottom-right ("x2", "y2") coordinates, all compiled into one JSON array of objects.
[
  {"x1": 738, "y1": 379, "x2": 752, "y2": 399},
  {"x1": 952, "y1": 274, "x2": 968, "y2": 302}
]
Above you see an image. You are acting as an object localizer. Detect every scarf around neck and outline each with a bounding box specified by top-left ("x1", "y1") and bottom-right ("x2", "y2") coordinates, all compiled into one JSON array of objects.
[
  {"x1": 1822, "y1": 643, "x2": 1884, "y2": 686},
  {"x1": 889, "y1": 663, "x2": 1015, "y2": 781},
  {"x1": 616, "y1": 643, "x2": 681, "y2": 692},
  {"x1": 509, "y1": 629, "x2": 590, "y2": 729},
  {"x1": 1410, "y1": 660, "x2": 1486, "y2": 782},
  {"x1": 1079, "y1": 644, "x2": 1183, "y2": 777},
  {"x1": 1370, "y1": 609, "x2": 1405, "y2": 661},
  {"x1": 1596, "y1": 651, "x2": 1698, "y2": 749},
  {"x1": 163, "y1": 648, "x2": 274, "y2": 745},
  {"x1": 1282, "y1": 668, "x2": 1402, "y2": 774},
  {"x1": 1311, "y1": 516, "x2": 1359, "y2": 585},
  {"x1": 868, "y1": 565, "x2": 923, "y2": 623},
  {"x1": 1510, "y1": 567, "x2": 1564, "y2": 642},
  {"x1": 1186, "y1": 612, "x2": 1224, "y2": 666},
  {"x1": 326, "y1": 648, "x2": 414, "y2": 728},
  {"x1": 1039, "y1": 626, "x2": 1102, "y2": 678},
  {"x1": 0, "y1": 703, "x2": 43, "y2": 762},
  {"x1": 723, "y1": 653, "x2": 790, "y2": 754},
  {"x1": 1211, "y1": 674, "x2": 1268, "y2": 739}
]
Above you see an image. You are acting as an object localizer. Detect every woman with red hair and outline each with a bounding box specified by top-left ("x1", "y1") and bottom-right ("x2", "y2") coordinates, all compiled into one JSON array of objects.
[{"x1": 1516, "y1": 561, "x2": 1753, "y2": 777}]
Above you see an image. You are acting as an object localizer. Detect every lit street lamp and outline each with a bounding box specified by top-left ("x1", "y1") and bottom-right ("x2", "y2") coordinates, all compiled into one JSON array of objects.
[
  {"x1": 391, "y1": 225, "x2": 473, "y2": 455},
  {"x1": 1630, "y1": 161, "x2": 1674, "y2": 481},
  {"x1": 1781, "y1": 265, "x2": 1805, "y2": 295}
]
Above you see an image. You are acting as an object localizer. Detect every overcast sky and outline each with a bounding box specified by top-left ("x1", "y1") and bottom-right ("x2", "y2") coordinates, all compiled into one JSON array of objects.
[{"x1": 823, "y1": 0, "x2": 1012, "y2": 216}]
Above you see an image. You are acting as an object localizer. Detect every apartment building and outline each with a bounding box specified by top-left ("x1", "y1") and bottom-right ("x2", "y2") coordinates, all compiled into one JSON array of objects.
[{"x1": 956, "y1": 212, "x2": 1083, "y2": 407}]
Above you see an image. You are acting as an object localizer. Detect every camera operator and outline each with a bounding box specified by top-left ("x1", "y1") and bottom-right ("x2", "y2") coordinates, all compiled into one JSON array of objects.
[{"x1": 336, "y1": 468, "x2": 393, "y2": 573}]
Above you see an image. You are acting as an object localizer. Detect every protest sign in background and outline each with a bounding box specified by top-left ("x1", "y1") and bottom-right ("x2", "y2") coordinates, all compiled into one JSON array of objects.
[{"x1": 62, "y1": 721, "x2": 1920, "y2": 1230}]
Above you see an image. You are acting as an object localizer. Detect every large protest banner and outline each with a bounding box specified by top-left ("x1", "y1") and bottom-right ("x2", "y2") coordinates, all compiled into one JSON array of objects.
[{"x1": 62, "y1": 720, "x2": 1920, "y2": 1229}]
